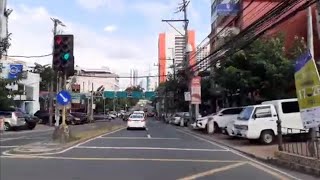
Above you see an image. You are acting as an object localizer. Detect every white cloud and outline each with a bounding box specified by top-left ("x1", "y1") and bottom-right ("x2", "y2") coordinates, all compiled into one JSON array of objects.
[
  {"x1": 8, "y1": 4, "x2": 156, "y2": 89},
  {"x1": 76, "y1": 0, "x2": 125, "y2": 12},
  {"x1": 103, "y1": 25, "x2": 117, "y2": 32}
]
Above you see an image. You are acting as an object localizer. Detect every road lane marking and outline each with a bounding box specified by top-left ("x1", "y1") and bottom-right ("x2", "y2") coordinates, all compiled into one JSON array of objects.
[
  {"x1": 177, "y1": 162, "x2": 247, "y2": 180},
  {"x1": 2, "y1": 126, "x2": 126, "y2": 156},
  {"x1": 0, "y1": 155, "x2": 246, "y2": 163},
  {"x1": 0, "y1": 136, "x2": 27, "y2": 142},
  {"x1": 75, "y1": 146, "x2": 230, "y2": 152},
  {"x1": 0, "y1": 146, "x2": 19, "y2": 148},
  {"x1": 176, "y1": 129, "x2": 229, "y2": 150},
  {"x1": 178, "y1": 128, "x2": 301, "y2": 180},
  {"x1": 97, "y1": 137, "x2": 180, "y2": 140},
  {"x1": 248, "y1": 162, "x2": 290, "y2": 180}
]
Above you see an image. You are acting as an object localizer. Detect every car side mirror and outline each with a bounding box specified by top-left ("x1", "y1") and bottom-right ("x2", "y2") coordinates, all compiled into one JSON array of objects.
[{"x1": 253, "y1": 114, "x2": 257, "y2": 119}]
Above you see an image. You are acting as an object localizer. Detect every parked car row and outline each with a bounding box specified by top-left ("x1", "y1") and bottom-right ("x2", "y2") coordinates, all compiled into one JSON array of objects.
[
  {"x1": 164, "y1": 98, "x2": 307, "y2": 145},
  {"x1": 0, "y1": 108, "x2": 39, "y2": 131}
]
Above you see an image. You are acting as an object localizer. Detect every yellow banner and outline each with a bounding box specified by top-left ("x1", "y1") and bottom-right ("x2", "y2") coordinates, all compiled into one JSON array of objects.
[{"x1": 294, "y1": 51, "x2": 320, "y2": 128}]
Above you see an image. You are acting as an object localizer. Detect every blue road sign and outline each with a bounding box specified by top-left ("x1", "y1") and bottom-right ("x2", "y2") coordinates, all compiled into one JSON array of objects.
[
  {"x1": 56, "y1": 90, "x2": 72, "y2": 106},
  {"x1": 8, "y1": 64, "x2": 23, "y2": 79}
]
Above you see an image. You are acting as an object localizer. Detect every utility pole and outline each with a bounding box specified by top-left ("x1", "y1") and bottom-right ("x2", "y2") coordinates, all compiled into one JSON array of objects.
[
  {"x1": 307, "y1": 6, "x2": 317, "y2": 157},
  {"x1": 50, "y1": 18, "x2": 66, "y2": 127},
  {"x1": 181, "y1": 0, "x2": 194, "y2": 121}
]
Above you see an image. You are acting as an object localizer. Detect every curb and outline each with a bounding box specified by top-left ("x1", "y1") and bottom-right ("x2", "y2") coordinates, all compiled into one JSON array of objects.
[
  {"x1": 2, "y1": 126, "x2": 126, "y2": 156},
  {"x1": 180, "y1": 126, "x2": 320, "y2": 177}
]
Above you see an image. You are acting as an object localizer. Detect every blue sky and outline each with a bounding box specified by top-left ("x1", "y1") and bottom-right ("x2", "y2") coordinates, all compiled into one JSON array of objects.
[{"x1": 7, "y1": 0, "x2": 211, "y2": 88}]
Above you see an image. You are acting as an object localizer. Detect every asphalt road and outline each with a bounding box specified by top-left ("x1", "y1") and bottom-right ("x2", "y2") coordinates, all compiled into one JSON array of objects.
[{"x1": 0, "y1": 118, "x2": 318, "y2": 180}]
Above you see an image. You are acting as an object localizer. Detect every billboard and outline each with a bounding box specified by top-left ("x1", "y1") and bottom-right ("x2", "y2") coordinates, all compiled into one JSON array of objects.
[
  {"x1": 0, "y1": 62, "x2": 23, "y2": 79},
  {"x1": 216, "y1": 3, "x2": 240, "y2": 16},
  {"x1": 294, "y1": 50, "x2": 320, "y2": 129},
  {"x1": 191, "y1": 76, "x2": 201, "y2": 104}
]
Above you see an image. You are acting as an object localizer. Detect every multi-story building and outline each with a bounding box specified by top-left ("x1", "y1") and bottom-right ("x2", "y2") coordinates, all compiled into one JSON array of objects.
[
  {"x1": 196, "y1": 44, "x2": 211, "y2": 72},
  {"x1": 158, "y1": 30, "x2": 196, "y2": 83},
  {"x1": 209, "y1": 0, "x2": 320, "y2": 60},
  {"x1": 73, "y1": 66, "x2": 120, "y2": 93},
  {"x1": 0, "y1": 57, "x2": 40, "y2": 115}
]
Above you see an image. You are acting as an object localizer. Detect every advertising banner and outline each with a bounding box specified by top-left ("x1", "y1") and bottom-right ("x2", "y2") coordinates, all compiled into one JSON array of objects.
[
  {"x1": 294, "y1": 50, "x2": 320, "y2": 129},
  {"x1": 191, "y1": 76, "x2": 201, "y2": 104}
]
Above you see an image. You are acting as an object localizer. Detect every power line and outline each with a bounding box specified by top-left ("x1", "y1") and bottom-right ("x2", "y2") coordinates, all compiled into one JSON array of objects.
[
  {"x1": 195, "y1": 0, "x2": 316, "y2": 73},
  {"x1": 4, "y1": 53, "x2": 52, "y2": 58},
  {"x1": 189, "y1": 0, "x2": 311, "y2": 72}
]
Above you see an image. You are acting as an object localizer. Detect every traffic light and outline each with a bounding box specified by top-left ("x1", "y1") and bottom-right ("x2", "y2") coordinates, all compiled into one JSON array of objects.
[{"x1": 52, "y1": 34, "x2": 74, "y2": 74}]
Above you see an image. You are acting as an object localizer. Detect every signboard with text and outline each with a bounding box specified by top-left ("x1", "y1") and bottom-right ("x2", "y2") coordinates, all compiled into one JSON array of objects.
[
  {"x1": 294, "y1": 50, "x2": 320, "y2": 129},
  {"x1": 191, "y1": 76, "x2": 201, "y2": 104}
]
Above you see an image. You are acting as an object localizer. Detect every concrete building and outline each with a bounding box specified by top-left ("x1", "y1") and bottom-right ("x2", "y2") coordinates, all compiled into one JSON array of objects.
[
  {"x1": 0, "y1": 58, "x2": 40, "y2": 115},
  {"x1": 209, "y1": 0, "x2": 320, "y2": 60},
  {"x1": 196, "y1": 44, "x2": 211, "y2": 71},
  {"x1": 158, "y1": 30, "x2": 196, "y2": 83},
  {"x1": 73, "y1": 66, "x2": 120, "y2": 93}
]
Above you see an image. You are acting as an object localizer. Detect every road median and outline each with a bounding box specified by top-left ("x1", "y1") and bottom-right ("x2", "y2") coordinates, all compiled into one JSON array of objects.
[{"x1": 4, "y1": 123, "x2": 125, "y2": 155}]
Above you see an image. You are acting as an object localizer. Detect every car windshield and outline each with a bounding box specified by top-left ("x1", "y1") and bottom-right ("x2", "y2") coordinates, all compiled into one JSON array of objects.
[{"x1": 237, "y1": 107, "x2": 254, "y2": 121}]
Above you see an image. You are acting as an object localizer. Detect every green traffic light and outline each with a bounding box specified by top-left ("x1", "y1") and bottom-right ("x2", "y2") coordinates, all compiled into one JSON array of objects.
[{"x1": 63, "y1": 53, "x2": 70, "y2": 61}]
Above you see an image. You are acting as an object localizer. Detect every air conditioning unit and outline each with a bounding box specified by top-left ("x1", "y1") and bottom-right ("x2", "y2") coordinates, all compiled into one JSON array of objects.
[{"x1": 216, "y1": 27, "x2": 240, "y2": 38}]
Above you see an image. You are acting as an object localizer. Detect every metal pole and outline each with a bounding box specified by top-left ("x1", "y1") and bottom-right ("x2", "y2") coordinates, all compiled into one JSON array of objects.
[
  {"x1": 307, "y1": 6, "x2": 317, "y2": 156},
  {"x1": 61, "y1": 73, "x2": 67, "y2": 126},
  {"x1": 90, "y1": 82, "x2": 94, "y2": 122},
  {"x1": 49, "y1": 20, "x2": 58, "y2": 126}
]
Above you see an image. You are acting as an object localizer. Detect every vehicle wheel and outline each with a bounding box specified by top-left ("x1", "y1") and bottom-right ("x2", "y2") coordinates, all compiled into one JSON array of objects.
[
  {"x1": 213, "y1": 123, "x2": 220, "y2": 133},
  {"x1": 4, "y1": 122, "x2": 11, "y2": 131},
  {"x1": 27, "y1": 124, "x2": 36, "y2": 130},
  {"x1": 260, "y1": 130, "x2": 274, "y2": 144}
]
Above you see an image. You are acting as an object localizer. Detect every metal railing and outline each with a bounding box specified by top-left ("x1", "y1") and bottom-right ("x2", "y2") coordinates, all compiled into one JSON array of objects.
[{"x1": 281, "y1": 127, "x2": 320, "y2": 159}]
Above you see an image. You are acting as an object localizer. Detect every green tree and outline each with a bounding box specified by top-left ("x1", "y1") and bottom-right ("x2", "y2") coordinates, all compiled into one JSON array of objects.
[
  {"x1": 32, "y1": 64, "x2": 55, "y2": 91},
  {"x1": 215, "y1": 35, "x2": 298, "y2": 105}
]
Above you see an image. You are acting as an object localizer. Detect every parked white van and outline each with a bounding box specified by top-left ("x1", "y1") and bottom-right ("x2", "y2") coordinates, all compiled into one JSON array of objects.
[{"x1": 233, "y1": 98, "x2": 305, "y2": 144}]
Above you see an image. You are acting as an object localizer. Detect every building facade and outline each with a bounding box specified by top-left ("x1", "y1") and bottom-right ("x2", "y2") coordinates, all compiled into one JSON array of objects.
[
  {"x1": 73, "y1": 66, "x2": 120, "y2": 93},
  {"x1": 209, "y1": 0, "x2": 320, "y2": 60},
  {"x1": 196, "y1": 44, "x2": 211, "y2": 72},
  {"x1": 158, "y1": 30, "x2": 196, "y2": 83},
  {"x1": 0, "y1": 58, "x2": 40, "y2": 115}
]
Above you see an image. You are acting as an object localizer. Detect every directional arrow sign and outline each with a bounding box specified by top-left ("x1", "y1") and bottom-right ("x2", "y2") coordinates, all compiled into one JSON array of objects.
[{"x1": 56, "y1": 90, "x2": 72, "y2": 106}]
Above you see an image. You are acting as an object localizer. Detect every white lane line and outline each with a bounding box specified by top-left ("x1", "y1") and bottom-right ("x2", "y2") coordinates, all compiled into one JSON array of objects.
[
  {"x1": 75, "y1": 146, "x2": 230, "y2": 152},
  {"x1": 0, "y1": 136, "x2": 28, "y2": 142},
  {"x1": 176, "y1": 129, "x2": 229, "y2": 150},
  {"x1": 2, "y1": 127, "x2": 126, "y2": 156},
  {"x1": 97, "y1": 137, "x2": 179, "y2": 140},
  {"x1": 178, "y1": 128, "x2": 301, "y2": 180},
  {"x1": 0, "y1": 146, "x2": 19, "y2": 148}
]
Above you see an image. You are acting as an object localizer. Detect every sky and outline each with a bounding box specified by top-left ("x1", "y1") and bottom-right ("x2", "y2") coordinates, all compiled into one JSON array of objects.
[{"x1": 7, "y1": 0, "x2": 211, "y2": 89}]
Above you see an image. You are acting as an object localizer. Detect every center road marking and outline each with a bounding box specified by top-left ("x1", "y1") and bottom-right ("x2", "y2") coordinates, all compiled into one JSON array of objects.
[
  {"x1": 177, "y1": 128, "x2": 301, "y2": 180},
  {"x1": 177, "y1": 162, "x2": 247, "y2": 180},
  {"x1": 98, "y1": 137, "x2": 180, "y2": 140},
  {"x1": 75, "y1": 146, "x2": 230, "y2": 152},
  {"x1": 1, "y1": 155, "x2": 245, "y2": 163}
]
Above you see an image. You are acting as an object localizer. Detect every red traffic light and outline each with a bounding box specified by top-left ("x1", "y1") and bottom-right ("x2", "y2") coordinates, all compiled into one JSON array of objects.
[{"x1": 55, "y1": 36, "x2": 62, "y2": 45}]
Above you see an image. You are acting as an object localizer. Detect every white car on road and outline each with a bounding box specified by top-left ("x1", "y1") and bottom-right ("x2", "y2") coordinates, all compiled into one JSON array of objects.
[{"x1": 127, "y1": 113, "x2": 146, "y2": 130}]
